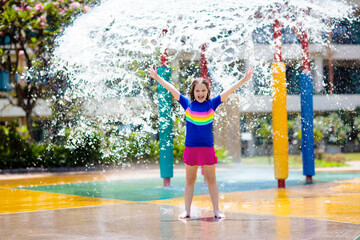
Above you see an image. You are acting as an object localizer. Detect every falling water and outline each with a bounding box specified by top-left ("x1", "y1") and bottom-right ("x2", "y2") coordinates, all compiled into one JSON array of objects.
[{"x1": 51, "y1": 0, "x2": 354, "y2": 165}]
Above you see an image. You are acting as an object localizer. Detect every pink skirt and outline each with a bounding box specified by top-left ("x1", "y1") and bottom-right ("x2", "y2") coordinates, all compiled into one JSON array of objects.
[{"x1": 183, "y1": 146, "x2": 218, "y2": 166}]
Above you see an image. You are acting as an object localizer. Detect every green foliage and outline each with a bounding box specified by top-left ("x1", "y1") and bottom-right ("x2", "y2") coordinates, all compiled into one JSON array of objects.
[
  {"x1": 125, "y1": 132, "x2": 158, "y2": 164},
  {"x1": 0, "y1": 122, "x2": 44, "y2": 169},
  {"x1": 256, "y1": 116, "x2": 272, "y2": 144},
  {"x1": 314, "y1": 159, "x2": 348, "y2": 168},
  {"x1": 253, "y1": 115, "x2": 272, "y2": 142},
  {"x1": 254, "y1": 115, "x2": 273, "y2": 159},
  {"x1": 254, "y1": 111, "x2": 358, "y2": 150},
  {"x1": 0, "y1": 0, "x2": 99, "y2": 141},
  {"x1": 214, "y1": 146, "x2": 232, "y2": 163},
  {"x1": 315, "y1": 112, "x2": 353, "y2": 145},
  {"x1": 40, "y1": 144, "x2": 72, "y2": 168},
  {"x1": 289, "y1": 157, "x2": 348, "y2": 168},
  {"x1": 0, "y1": 120, "x2": 162, "y2": 170},
  {"x1": 289, "y1": 153, "x2": 349, "y2": 167},
  {"x1": 354, "y1": 116, "x2": 360, "y2": 142},
  {"x1": 111, "y1": 131, "x2": 159, "y2": 165},
  {"x1": 0, "y1": 121, "x2": 103, "y2": 169},
  {"x1": 173, "y1": 117, "x2": 186, "y2": 164},
  {"x1": 67, "y1": 130, "x2": 103, "y2": 167},
  {"x1": 343, "y1": 152, "x2": 360, "y2": 161},
  {"x1": 42, "y1": 128, "x2": 160, "y2": 169},
  {"x1": 0, "y1": 0, "x2": 97, "y2": 63}
]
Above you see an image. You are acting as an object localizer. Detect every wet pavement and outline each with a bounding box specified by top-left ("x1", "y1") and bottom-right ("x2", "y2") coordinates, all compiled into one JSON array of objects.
[{"x1": 0, "y1": 163, "x2": 359, "y2": 239}]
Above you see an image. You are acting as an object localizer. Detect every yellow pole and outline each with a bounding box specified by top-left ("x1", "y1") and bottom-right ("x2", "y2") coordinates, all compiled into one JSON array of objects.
[{"x1": 271, "y1": 62, "x2": 289, "y2": 187}]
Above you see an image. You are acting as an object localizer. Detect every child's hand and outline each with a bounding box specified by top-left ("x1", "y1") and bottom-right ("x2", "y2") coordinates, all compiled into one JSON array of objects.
[
  {"x1": 243, "y1": 68, "x2": 254, "y2": 83},
  {"x1": 147, "y1": 66, "x2": 159, "y2": 80}
]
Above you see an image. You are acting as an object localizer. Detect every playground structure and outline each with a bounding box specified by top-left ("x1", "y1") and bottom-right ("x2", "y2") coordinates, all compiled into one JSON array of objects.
[
  {"x1": 1, "y1": 1, "x2": 359, "y2": 238},
  {"x1": 157, "y1": 18, "x2": 317, "y2": 188},
  {"x1": 49, "y1": 0, "x2": 353, "y2": 188}
]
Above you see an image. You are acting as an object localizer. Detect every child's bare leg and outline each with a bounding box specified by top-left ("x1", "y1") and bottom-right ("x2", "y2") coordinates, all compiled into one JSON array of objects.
[
  {"x1": 179, "y1": 164, "x2": 198, "y2": 219},
  {"x1": 203, "y1": 164, "x2": 225, "y2": 218}
]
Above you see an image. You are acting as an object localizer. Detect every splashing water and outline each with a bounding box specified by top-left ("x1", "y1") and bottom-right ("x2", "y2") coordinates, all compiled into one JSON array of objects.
[{"x1": 51, "y1": 0, "x2": 354, "y2": 164}]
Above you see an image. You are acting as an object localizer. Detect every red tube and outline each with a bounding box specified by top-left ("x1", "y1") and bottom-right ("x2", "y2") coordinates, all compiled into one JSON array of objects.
[
  {"x1": 306, "y1": 175, "x2": 313, "y2": 184},
  {"x1": 278, "y1": 179, "x2": 286, "y2": 188},
  {"x1": 293, "y1": 27, "x2": 310, "y2": 73},
  {"x1": 161, "y1": 29, "x2": 168, "y2": 67},
  {"x1": 301, "y1": 30, "x2": 310, "y2": 73},
  {"x1": 163, "y1": 178, "x2": 171, "y2": 187},
  {"x1": 200, "y1": 43, "x2": 209, "y2": 178},
  {"x1": 200, "y1": 44, "x2": 210, "y2": 82},
  {"x1": 273, "y1": 19, "x2": 282, "y2": 62}
]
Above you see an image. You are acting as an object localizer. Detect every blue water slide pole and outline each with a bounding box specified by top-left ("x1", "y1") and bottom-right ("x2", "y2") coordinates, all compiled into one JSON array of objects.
[
  {"x1": 300, "y1": 73, "x2": 315, "y2": 182},
  {"x1": 157, "y1": 66, "x2": 173, "y2": 187}
]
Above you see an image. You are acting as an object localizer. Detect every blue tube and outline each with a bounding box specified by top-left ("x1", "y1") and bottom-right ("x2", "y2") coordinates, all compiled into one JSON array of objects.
[
  {"x1": 157, "y1": 66, "x2": 173, "y2": 179},
  {"x1": 300, "y1": 73, "x2": 315, "y2": 177}
]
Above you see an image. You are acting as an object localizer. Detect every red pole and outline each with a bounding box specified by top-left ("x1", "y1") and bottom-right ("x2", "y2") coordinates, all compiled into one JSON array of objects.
[
  {"x1": 278, "y1": 179, "x2": 286, "y2": 188},
  {"x1": 160, "y1": 29, "x2": 168, "y2": 67},
  {"x1": 273, "y1": 19, "x2": 283, "y2": 62},
  {"x1": 200, "y1": 43, "x2": 209, "y2": 178},
  {"x1": 163, "y1": 178, "x2": 171, "y2": 187},
  {"x1": 200, "y1": 44, "x2": 210, "y2": 82},
  {"x1": 293, "y1": 27, "x2": 310, "y2": 73},
  {"x1": 301, "y1": 30, "x2": 310, "y2": 73}
]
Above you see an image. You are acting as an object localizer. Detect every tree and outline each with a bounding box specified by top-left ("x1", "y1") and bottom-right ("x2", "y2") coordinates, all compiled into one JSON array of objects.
[{"x1": 0, "y1": 0, "x2": 96, "y2": 140}]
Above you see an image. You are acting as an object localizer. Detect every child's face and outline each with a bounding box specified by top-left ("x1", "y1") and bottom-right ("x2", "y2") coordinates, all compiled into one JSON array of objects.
[{"x1": 194, "y1": 83, "x2": 208, "y2": 103}]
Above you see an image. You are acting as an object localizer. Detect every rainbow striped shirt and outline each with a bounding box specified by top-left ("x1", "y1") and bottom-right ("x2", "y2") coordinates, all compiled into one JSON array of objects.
[
  {"x1": 178, "y1": 94, "x2": 222, "y2": 147},
  {"x1": 185, "y1": 108, "x2": 215, "y2": 126}
]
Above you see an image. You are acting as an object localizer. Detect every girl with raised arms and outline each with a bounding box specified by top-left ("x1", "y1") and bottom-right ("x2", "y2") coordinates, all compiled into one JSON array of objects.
[{"x1": 147, "y1": 66, "x2": 254, "y2": 219}]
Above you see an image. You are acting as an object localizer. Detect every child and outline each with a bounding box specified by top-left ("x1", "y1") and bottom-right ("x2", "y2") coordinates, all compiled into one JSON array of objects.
[{"x1": 147, "y1": 66, "x2": 254, "y2": 219}]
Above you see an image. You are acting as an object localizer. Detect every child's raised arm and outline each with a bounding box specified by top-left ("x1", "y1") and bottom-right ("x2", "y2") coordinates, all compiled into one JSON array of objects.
[
  {"x1": 220, "y1": 68, "x2": 254, "y2": 102},
  {"x1": 147, "y1": 66, "x2": 180, "y2": 101}
]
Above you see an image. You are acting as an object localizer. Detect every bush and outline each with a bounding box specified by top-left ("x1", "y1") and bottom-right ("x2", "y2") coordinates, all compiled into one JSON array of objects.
[
  {"x1": 0, "y1": 122, "x2": 44, "y2": 169},
  {"x1": 113, "y1": 131, "x2": 159, "y2": 165},
  {"x1": 0, "y1": 121, "x2": 105, "y2": 170},
  {"x1": 0, "y1": 119, "x2": 231, "y2": 170},
  {"x1": 40, "y1": 144, "x2": 72, "y2": 168},
  {"x1": 68, "y1": 131, "x2": 103, "y2": 167}
]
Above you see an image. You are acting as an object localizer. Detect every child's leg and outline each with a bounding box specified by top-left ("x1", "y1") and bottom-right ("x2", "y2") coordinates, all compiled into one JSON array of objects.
[
  {"x1": 179, "y1": 164, "x2": 198, "y2": 218},
  {"x1": 203, "y1": 164, "x2": 224, "y2": 218}
]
